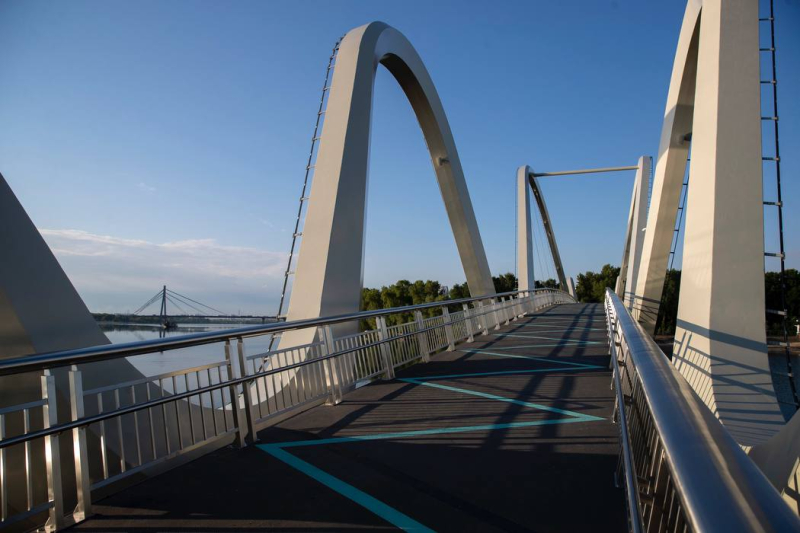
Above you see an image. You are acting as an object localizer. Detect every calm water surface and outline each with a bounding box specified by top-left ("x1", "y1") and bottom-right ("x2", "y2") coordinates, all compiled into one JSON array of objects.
[{"x1": 100, "y1": 323, "x2": 274, "y2": 377}]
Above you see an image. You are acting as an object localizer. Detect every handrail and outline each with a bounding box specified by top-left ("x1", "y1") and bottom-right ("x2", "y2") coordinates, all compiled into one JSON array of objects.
[
  {"x1": 604, "y1": 288, "x2": 800, "y2": 532},
  {"x1": 604, "y1": 296, "x2": 643, "y2": 533},
  {"x1": 0, "y1": 289, "x2": 562, "y2": 376},
  {"x1": 0, "y1": 308, "x2": 504, "y2": 450}
]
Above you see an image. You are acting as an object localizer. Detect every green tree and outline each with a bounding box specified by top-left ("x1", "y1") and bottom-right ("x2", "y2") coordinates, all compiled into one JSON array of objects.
[
  {"x1": 575, "y1": 264, "x2": 620, "y2": 303},
  {"x1": 492, "y1": 272, "x2": 518, "y2": 293},
  {"x1": 766, "y1": 269, "x2": 800, "y2": 336},
  {"x1": 448, "y1": 282, "x2": 470, "y2": 300},
  {"x1": 654, "y1": 269, "x2": 681, "y2": 335}
]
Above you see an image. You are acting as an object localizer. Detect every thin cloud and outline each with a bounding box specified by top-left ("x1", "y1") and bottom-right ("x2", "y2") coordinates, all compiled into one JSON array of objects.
[
  {"x1": 137, "y1": 182, "x2": 157, "y2": 193},
  {"x1": 40, "y1": 229, "x2": 287, "y2": 314}
]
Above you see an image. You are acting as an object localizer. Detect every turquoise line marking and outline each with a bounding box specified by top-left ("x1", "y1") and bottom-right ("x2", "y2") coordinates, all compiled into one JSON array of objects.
[
  {"x1": 266, "y1": 417, "x2": 595, "y2": 449},
  {"x1": 402, "y1": 368, "x2": 586, "y2": 380},
  {"x1": 516, "y1": 325, "x2": 606, "y2": 332},
  {"x1": 400, "y1": 378, "x2": 604, "y2": 421},
  {"x1": 459, "y1": 349, "x2": 602, "y2": 369},
  {"x1": 493, "y1": 333, "x2": 602, "y2": 344},
  {"x1": 255, "y1": 345, "x2": 606, "y2": 531},
  {"x1": 469, "y1": 341, "x2": 600, "y2": 350},
  {"x1": 258, "y1": 444, "x2": 433, "y2": 532}
]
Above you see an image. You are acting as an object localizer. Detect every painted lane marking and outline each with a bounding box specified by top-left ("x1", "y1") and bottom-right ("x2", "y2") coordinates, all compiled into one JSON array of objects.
[
  {"x1": 458, "y1": 349, "x2": 601, "y2": 368},
  {"x1": 514, "y1": 325, "x2": 606, "y2": 332},
  {"x1": 264, "y1": 417, "x2": 596, "y2": 450},
  {"x1": 492, "y1": 333, "x2": 602, "y2": 344},
  {"x1": 399, "y1": 378, "x2": 604, "y2": 421},
  {"x1": 256, "y1": 347, "x2": 607, "y2": 531},
  {"x1": 259, "y1": 444, "x2": 433, "y2": 532},
  {"x1": 399, "y1": 367, "x2": 589, "y2": 381},
  {"x1": 460, "y1": 342, "x2": 606, "y2": 351}
]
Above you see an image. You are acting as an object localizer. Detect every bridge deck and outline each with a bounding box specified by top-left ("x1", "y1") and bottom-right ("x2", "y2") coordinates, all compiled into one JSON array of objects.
[{"x1": 72, "y1": 303, "x2": 626, "y2": 532}]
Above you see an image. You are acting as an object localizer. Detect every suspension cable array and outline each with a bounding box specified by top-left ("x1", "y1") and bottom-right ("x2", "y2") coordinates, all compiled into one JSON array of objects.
[
  {"x1": 269, "y1": 36, "x2": 343, "y2": 349},
  {"x1": 760, "y1": 0, "x2": 798, "y2": 410},
  {"x1": 133, "y1": 286, "x2": 228, "y2": 317}
]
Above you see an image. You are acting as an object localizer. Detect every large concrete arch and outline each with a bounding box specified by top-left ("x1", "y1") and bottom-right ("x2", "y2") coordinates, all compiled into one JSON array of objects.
[
  {"x1": 281, "y1": 22, "x2": 495, "y2": 346},
  {"x1": 630, "y1": 0, "x2": 784, "y2": 446}
]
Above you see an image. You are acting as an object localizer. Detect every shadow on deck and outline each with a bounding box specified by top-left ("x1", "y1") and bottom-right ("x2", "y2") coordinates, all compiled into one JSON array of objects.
[{"x1": 70, "y1": 303, "x2": 626, "y2": 532}]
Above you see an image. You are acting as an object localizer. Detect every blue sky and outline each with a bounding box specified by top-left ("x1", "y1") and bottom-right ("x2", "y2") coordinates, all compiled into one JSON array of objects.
[{"x1": 1, "y1": 1, "x2": 798, "y2": 314}]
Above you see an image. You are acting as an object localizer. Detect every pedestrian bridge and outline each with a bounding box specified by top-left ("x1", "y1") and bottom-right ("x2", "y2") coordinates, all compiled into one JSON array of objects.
[
  {"x1": 70, "y1": 302, "x2": 623, "y2": 532},
  {"x1": 0, "y1": 290, "x2": 796, "y2": 532},
  {"x1": 2, "y1": 1, "x2": 800, "y2": 531}
]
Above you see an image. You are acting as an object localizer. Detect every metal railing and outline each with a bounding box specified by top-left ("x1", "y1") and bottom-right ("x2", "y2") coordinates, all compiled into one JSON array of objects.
[
  {"x1": 0, "y1": 288, "x2": 574, "y2": 531},
  {"x1": 604, "y1": 288, "x2": 800, "y2": 532}
]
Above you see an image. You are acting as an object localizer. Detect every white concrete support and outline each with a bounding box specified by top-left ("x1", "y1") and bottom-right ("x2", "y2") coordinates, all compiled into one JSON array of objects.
[
  {"x1": 280, "y1": 22, "x2": 495, "y2": 351},
  {"x1": 671, "y1": 0, "x2": 783, "y2": 446},
  {"x1": 617, "y1": 156, "x2": 651, "y2": 309},
  {"x1": 516, "y1": 166, "x2": 534, "y2": 291}
]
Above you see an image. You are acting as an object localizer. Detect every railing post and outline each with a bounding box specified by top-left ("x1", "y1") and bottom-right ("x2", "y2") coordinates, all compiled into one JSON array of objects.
[
  {"x1": 224, "y1": 340, "x2": 247, "y2": 447},
  {"x1": 236, "y1": 338, "x2": 258, "y2": 443},
  {"x1": 69, "y1": 367, "x2": 91, "y2": 522},
  {"x1": 320, "y1": 325, "x2": 342, "y2": 404},
  {"x1": 462, "y1": 303, "x2": 474, "y2": 342},
  {"x1": 502, "y1": 297, "x2": 511, "y2": 325},
  {"x1": 442, "y1": 307, "x2": 456, "y2": 351},
  {"x1": 414, "y1": 310, "x2": 431, "y2": 363},
  {"x1": 41, "y1": 371, "x2": 64, "y2": 532},
  {"x1": 375, "y1": 316, "x2": 396, "y2": 379},
  {"x1": 477, "y1": 301, "x2": 489, "y2": 336},
  {"x1": 492, "y1": 298, "x2": 502, "y2": 330}
]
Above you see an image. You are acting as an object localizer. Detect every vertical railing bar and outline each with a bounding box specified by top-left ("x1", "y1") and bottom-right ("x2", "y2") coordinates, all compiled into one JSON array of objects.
[
  {"x1": 184, "y1": 373, "x2": 195, "y2": 446},
  {"x1": 145, "y1": 382, "x2": 157, "y2": 461},
  {"x1": 197, "y1": 370, "x2": 208, "y2": 440},
  {"x1": 98, "y1": 394, "x2": 109, "y2": 479},
  {"x1": 207, "y1": 368, "x2": 218, "y2": 436},
  {"x1": 236, "y1": 338, "x2": 257, "y2": 443},
  {"x1": 130, "y1": 385, "x2": 142, "y2": 466},
  {"x1": 159, "y1": 378, "x2": 171, "y2": 455},
  {"x1": 216, "y1": 367, "x2": 228, "y2": 434},
  {"x1": 42, "y1": 371, "x2": 64, "y2": 531},
  {"x1": 24, "y1": 409, "x2": 33, "y2": 510},
  {"x1": 224, "y1": 340, "x2": 246, "y2": 447},
  {"x1": 0, "y1": 414, "x2": 6, "y2": 522},
  {"x1": 114, "y1": 388, "x2": 126, "y2": 473},
  {"x1": 69, "y1": 367, "x2": 92, "y2": 520},
  {"x1": 171, "y1": 375, "x2": 182, "y2": 451},
  {"x1": 268, "y1": 354, "x2": 280, "y2": 414},
  {"x1": 253, "y1": 359, "x2": 265, "y2": 420}
]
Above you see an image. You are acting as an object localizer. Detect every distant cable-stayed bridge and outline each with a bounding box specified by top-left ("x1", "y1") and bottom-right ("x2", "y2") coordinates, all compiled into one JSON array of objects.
[{"x1": 127, "y1": 285, "x2": 279, "y2": 327}]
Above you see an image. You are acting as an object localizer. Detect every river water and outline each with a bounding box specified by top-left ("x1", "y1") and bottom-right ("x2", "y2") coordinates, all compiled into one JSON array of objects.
[{"x1": 100, "y1": 323, "x2": 274, "y2": 378}]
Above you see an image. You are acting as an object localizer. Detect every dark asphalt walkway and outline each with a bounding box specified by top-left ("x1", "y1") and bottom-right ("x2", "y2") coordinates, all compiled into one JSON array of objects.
[{"x1": 72, "y1": 303, "x2": 626, "y2": 532}]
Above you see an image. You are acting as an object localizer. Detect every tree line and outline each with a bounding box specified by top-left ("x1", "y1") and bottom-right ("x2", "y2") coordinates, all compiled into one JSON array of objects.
[
  {"x1": 573, "y1": 264, "x2": 800, "y2": 336},
  {"x1": 362, "y1": 266, "x2": 800, "y2": 336},
  {"x1": 360, "y1": 273, "x2": 559, "y2": 329}
]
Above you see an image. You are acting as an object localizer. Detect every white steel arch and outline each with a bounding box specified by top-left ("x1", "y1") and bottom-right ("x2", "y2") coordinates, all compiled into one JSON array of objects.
[{"x1": 281, "y1": 22, "x2": 495, "y2": 347}]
